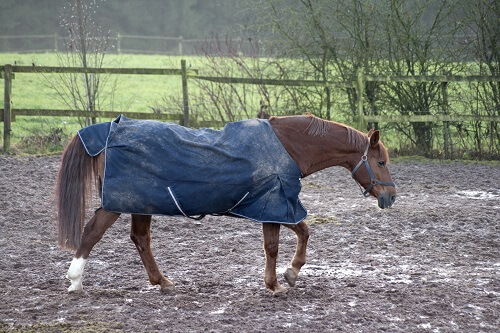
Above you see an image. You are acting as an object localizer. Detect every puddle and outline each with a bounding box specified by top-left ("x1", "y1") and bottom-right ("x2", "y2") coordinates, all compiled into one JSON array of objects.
[
  {"x1": 139, "y1": 285, "x2": 159, "y2": 293},
  {"x1": 298, "y1": 263, "x2": 373, "y2": 279},
  {"x1": 295, "y1": 261, "x2": 425, "y2": 286},
  {"x1": 455, "y1": 190, "x2": 500, "y2": 200},
  {"x1": 210, "y1": 305, "x2": 227, "y2": 315}
]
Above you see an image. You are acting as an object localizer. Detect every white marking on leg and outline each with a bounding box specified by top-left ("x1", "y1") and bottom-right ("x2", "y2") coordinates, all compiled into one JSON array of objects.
[{"x1": 66, "y1": 257, "x2": 87, "y2": 293}]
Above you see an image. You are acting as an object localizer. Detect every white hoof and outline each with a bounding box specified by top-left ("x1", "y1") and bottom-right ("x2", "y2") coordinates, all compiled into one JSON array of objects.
[
  {"x1": 68, "y1": 280, "x2": 83, "y2": 293},
  {"x1": 66, "y1": 257, "x2": 87, "y2": 293}
]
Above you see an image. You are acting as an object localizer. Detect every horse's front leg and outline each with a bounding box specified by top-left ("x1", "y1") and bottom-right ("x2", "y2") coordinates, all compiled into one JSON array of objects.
[
  {"x1": 130, "y1": 214, "x2": 174, "y2": 293},
  {"x1": 67, "y1": 208, "x2": 120, "y2": 293},
  {"x1": 262, "y1": 223, "x2": 287, "y2": 296},
  {"x1": 283, "y1": 221, "x2": 309, "y2": 287}
]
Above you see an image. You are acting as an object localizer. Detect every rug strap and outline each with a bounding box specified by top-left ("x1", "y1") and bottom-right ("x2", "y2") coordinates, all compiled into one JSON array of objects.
[{"x1": 167, "y1": 186, "x2": 206, "y2": 220}]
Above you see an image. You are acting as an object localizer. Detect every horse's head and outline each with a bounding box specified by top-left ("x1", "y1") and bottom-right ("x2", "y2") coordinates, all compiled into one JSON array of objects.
[{"x1": 351, "y1": 129, "x2": 397, "y2": 209}]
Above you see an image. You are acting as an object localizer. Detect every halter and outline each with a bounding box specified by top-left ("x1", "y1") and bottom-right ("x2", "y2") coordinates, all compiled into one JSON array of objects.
[{"x1": 351, "y1": 139, "x2": 396, "y2": 197}]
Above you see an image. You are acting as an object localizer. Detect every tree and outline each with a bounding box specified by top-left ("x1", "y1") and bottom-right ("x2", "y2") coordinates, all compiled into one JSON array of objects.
[
  {"x1": 242, "y1": 0, "x2": 385, "y2": 121},
  {"x1": 44, "y1": 0, "x2": 115, "y2": 126},
  {"x1": 377, "y1": 0, "x2": 461, "y2": 155},
  {"x1": 460, "y1": 0, "x2": 500, "y2": 156}
]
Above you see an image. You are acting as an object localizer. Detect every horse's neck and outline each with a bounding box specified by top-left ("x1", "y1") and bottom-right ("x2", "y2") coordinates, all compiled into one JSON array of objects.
[{"x1": 270, "y1": 116, "x2": 360, "y2": 177}]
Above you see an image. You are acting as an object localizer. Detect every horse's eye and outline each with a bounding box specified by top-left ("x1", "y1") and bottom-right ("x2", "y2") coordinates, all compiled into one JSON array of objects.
[{"x1": 378, "y1": 161, "x2": 386, "y2": 167}]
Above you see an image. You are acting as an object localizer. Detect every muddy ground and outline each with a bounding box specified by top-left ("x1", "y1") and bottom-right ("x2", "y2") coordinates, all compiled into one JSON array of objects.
[{"x1": 0, "y1": 155, "x2": 498, "y2": 332}]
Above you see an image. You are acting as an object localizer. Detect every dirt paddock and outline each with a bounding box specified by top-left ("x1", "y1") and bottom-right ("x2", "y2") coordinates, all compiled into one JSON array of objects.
[{"x1": 0, "y1": 155, "x2": 499, "y2": 332}]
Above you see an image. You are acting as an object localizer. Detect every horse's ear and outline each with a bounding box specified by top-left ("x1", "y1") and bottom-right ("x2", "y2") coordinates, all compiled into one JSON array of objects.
[{"x1": 369, "y1": 130, "x2": 380, "y2": 147}]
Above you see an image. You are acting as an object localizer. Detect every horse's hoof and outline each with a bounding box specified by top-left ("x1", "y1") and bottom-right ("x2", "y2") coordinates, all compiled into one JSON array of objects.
[
  {"x1": 160, "y1": 282, "x2": 175, "y2": 294},
  {"x1": 271, "y1": 285, "x2": 288, "y2": 297},
  {"x1": 67, "y1": 282, "x2": 83, "y2": 293},
  {"x1": 284, "y1": 267, "x2": 298, "y2": 287}
]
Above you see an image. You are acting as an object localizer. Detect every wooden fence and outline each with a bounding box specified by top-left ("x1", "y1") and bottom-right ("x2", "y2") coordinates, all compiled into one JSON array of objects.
[
  {"x1": 2, "y1": 61, "x2": 500, "y2": 154},
  {"x1": 0, "y1": 60, "x2": 199, "y2": 153}
]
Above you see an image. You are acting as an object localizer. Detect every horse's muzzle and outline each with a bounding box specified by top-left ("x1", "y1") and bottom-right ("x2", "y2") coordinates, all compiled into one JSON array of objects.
[{"x1": 378, "y1": 193, "x2": 396, "y2": 209}]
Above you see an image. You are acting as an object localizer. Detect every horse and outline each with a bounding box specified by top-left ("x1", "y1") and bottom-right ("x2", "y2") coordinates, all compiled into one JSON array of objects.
[{"x1": 55, "y1": 114, "x2": 396, "y2": 296}]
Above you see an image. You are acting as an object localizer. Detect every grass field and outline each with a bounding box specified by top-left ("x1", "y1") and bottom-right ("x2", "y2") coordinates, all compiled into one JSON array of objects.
[
  {"x1": 1, "y1": 52, "x2": 335, "y2": 154},
  {"x1": 1, "y1": 53, "x2": 498, "y2": 158},
  {"x1": 0, "y1": 53, "x2": 202, "y2": 153},
  {"x1": 0, "y1": 52, "x2": 193, "y2": 110}
]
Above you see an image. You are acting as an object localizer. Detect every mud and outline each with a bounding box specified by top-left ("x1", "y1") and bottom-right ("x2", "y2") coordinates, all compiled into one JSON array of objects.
[{"x1": 0, "y1": 156, "x2": 499, "y2": 332}]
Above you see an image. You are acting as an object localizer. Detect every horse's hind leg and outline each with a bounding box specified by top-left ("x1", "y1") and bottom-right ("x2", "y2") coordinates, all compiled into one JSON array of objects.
[
  {"x1": 283, "y1": 221, "x2": 309, "y2": 287},
  {"x1": 130, "y1": 214, "x2": 174, "y2": 293},
  {"x1": 67, "y1": 208, "x2": 120, "y2": 293},
  {"x1": 262, "y1": 223, "x2": 287, "y2": 296}
]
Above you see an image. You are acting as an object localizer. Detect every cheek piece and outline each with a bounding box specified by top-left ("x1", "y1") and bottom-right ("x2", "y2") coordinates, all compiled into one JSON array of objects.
[{"x1": 351, "y1": 141, "x2": 396, "y2": 197}]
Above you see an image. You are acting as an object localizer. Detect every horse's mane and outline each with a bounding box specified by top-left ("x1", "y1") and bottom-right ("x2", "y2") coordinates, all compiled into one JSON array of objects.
[
  {"x1": 304, "y1": 114, "x2": 330, "y2": 137},
  {"x1": 303, "y1": 114, "x2": 368, "y2": 152},
  {"x1": 347, "y1": 126, "x2": 369, "y2": 152}
]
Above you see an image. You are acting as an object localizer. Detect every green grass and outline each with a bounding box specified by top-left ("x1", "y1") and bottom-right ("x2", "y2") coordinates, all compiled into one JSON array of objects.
[
  {"x1": 1, "y1": 52, "x2": 498, "y2": 158},
  {"x1": 0, "y1": 52, "x2": 308, "y2": 154},
  {"x1": 0, "y1": 53, "x2": 203, "y2": 153},
  {"x1": 0, "y1": 53, "x2": 196, "y2": 111}
]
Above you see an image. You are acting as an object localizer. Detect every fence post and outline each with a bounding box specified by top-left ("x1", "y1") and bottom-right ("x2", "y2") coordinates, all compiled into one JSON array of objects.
[
  {"x1": 117, "y1": 33, "x2": 121, "y2": 54},
  {"x1": 441, "y1": 79, "x2": 450, "y2": 158},
  {"x1": 54, "y1": 33, "x2": 58, "y2": 51},
  {"x1": 181, "y1": 59, "x2": 189, "y2": 127},
  {"x1": 3, "y1": 64, "x2": 12, "y2": 154},
  {"x1": 356, "y1": 69, "x2": 365, "y2": 130},
  {"x1": 178, "y1": 36, "x2": 183, "y2": 56}
]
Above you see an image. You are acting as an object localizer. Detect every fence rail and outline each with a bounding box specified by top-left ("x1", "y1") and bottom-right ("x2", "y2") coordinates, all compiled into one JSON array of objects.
[
  {"x1": 2, "y1": 62, "x2": 500, "y2": 154},
  {"x1": 4, "y1": 65, "x2": 198, "y2": 76},
  {"x1": 197, "y1": 76, "x2": 352, "y2": 87},
  {"x1": 0, "y1": 109, "x2": 182, "y2": 122},
  {"x1": 364, "y1": 74, "x2": 500, "y2": 83},
  {"x1": 363, "y1": 114, "x2": 500, "y2": 123}
]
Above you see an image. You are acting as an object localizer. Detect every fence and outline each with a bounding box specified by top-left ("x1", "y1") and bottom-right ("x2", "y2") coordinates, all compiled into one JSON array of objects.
[
  {"x1": 0, "y1": 34, "x2": 261, "y2": 56},
  {"x1": 0, "y1": 34, "x2": 477, "y2": 58},
  {"x1": 2, "y1": 61, "x2": 500, "y2": 154}
]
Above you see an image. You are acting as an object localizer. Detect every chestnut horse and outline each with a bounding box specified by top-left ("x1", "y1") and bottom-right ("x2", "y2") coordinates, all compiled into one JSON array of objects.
[{"x1": 56, "y1": 114, "x2": 396, "y2": 296}]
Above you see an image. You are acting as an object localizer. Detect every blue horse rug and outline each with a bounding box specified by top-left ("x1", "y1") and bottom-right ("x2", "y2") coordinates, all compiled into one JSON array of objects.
[{"x1": 78, "y1": 115, "x2": 307, "y2": 224}]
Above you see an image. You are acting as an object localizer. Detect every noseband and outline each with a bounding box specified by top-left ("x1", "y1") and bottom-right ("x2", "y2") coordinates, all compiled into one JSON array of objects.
[{"x1": 351, "y1": 140, "x2": 396, "y2": 197}]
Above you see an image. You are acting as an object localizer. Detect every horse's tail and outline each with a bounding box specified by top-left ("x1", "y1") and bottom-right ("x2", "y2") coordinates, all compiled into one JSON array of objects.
[{"x1": 55, "y1": 135, "x2": 98, "y2": 250}]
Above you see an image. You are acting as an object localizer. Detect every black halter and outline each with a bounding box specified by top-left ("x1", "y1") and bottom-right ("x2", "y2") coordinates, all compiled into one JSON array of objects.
[{"x1": 351, "y1": 140, "x2": 396, "y2": 197}]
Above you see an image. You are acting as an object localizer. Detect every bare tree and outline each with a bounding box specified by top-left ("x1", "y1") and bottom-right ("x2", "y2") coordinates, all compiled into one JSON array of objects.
[
  {"x1": 160, "y1": 36, "x2": 311, "y2": 123},
  {"x1": 377, "y1": 0, "x2": 462, "y2": 156},
  {"x1": 45, "y1": 0, "x2": 115, "y2": 126},
  {"x1": 459, "y1": 0, "x2": 500, "y2": 157},
  {"x1": 245, "y1": 0, "x2": 384, "y2": 121}
]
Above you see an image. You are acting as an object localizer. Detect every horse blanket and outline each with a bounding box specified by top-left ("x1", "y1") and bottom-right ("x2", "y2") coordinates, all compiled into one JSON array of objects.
[{"x1": 78, "y1": 115, "x2": 307, "y2": 224}]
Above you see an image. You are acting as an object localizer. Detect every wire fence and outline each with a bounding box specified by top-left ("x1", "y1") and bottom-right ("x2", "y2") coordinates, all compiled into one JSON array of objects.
[{"x1": 0, "y1": 34, "x2": 264, "y2": 56}]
